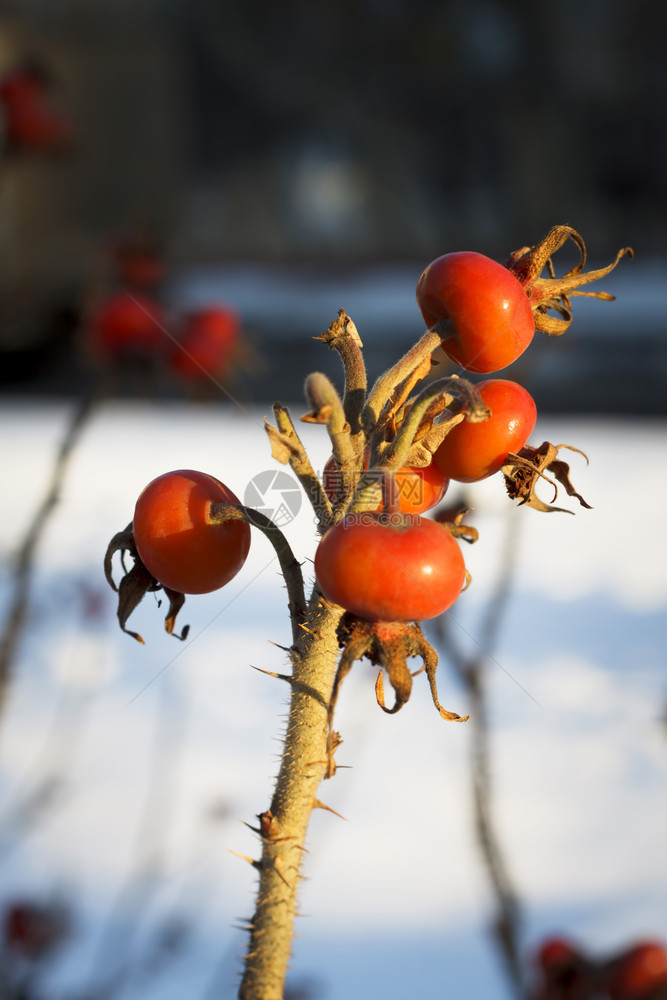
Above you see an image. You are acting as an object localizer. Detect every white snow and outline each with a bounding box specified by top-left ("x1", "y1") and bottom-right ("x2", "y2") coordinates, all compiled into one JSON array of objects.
[{"x1": 0, "y1": 397, "x2": 665, "y2": 999}]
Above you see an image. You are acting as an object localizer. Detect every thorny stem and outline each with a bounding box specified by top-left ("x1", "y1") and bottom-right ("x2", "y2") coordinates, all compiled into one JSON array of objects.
[
  {"x1": 432, "y1": 511, "x2": 526, "y2": 1000},
  {"x1": 362, "y1": 327, "x2": 443, "y2": 430},
  {"x1": 238, "y1": 590, "x2": 344, "y2": 1000},
  {"x1": 209, "y1": 503, "x2": 307, "y2": 646},
  {"x1": 0, "y1": 388, "x2": 100, "y2": 719}
]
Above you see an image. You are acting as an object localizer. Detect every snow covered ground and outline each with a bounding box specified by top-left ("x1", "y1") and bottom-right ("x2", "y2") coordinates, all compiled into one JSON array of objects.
[{"x1": 0, "y1": 396, "x2": 665, "y2": 999}]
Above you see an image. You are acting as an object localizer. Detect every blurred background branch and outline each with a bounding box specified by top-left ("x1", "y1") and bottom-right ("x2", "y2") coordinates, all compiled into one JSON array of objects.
[{"x1": 432, "y1": 509, "x2": 525, "y2": 999}]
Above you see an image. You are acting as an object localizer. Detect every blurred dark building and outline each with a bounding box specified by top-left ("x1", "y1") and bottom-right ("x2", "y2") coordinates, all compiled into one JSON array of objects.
[{"x1": 0, "y1": 0, "x2": 665, "y2": 406}]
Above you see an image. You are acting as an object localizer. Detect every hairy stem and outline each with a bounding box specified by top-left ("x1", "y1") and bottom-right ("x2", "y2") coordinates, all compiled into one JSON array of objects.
[
  {"x1": 209, "y1": 502, "x2": 307, "y2": 645},
  {"x1": 302, "y1": 371, "x2": 356, "y2": 470},
  {"x1": 303, "y1": 372, "x2": 360, "y2": 516},
  {"x1": 362, "y1": 327, "x2": 442, "y2": 430},
  {"x1": 238, "y1": 591, "x2": 344, "y2": 1000},
  {"x1": 316, "y1": 308, "x2": 368, "y2": 446},
  {"x1": 384, "y1": 375, "x2": 486, "y2": 472}
]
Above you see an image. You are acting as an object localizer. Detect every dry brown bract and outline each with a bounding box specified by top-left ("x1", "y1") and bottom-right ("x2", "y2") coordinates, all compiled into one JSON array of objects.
[
  {"x1": 103, "y1": 526, "x2": 189, "y2": 643},
  {"x1": 502, "y1": 441, "x2": 592, "y2": 514},
  {"x1": 325, "y1": 613, "x2": 468, "y2": 778},
  {"x1": 507, "y1": 224, "x2": 633, "y2": 336}
]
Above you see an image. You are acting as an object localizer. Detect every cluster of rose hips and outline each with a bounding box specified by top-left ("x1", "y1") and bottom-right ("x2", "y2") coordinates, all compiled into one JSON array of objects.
[
  {"x1": 533, "y1": 936, "x2": 667, "y2": 1000},
  {"x1": 119, "y1": 227, "x2": 630, "y2": 637},
  {"x1": 125, "y1": 253, "x2": 540, "y2": 616}
]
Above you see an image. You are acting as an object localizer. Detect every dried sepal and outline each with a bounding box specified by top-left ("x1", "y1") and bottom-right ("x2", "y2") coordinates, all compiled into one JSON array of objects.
[
  {"x1": 404, "y1": 411, "x2": 465, "y2": 467},
  {"x1": 502, "y1": 441, "x2": 592, "y2": 514},
  {"x1": 104, "y1": 525, "x2": 189, "y2": 642},
  {"x1": 315, "y1": 307, "x2": 363, "y2": 349},
  {"x1": 507, "y1": 225, "x2": 587, "y2": 287},
  {"x1": 410, "y1": 392, "x2": 454, "y2": 443},
  {"x1": 437, "y1": 506, "x2": 479, "y2": 544},
  {"x1": 380, "y1": 375, "x2": 486, "y2": 476},
  {"x1": 300, "y1": 403, "x2": 334, "y2": 425},
  {"x1": 507, "y1": 225, "x2": 633, "y2": 337},
  {"x1": 162, "y1": 588, "x2": 189, "y2": 638},
  {"x1": 269, "y1": 404, "x2": 332, "y2": 532},
  {"x1": 401, "y1": 377, "x2": 489, "y2": 466},
  {"x1": 325, "y1": 615, "x2": 467, "y2": 776},
  {"x1": 264, "y1": 419, "x2": 298, "y2": 464},
  {"x1": 302, "y1": 373, "x2": 345, "y2": 425}
]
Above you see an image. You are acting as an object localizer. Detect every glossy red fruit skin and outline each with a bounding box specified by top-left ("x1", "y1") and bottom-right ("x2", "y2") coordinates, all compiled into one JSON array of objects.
[
  {"x1": 89, "y1": 293, "x2": 165, "y2": 358},
  {"x1": 171, "y1": 307, "x2": 240, "y2": 380},
  {"x1": 434, "y1": 378, "x2": 537, "y2": 482},
  {"x1": 322, "y1": 453, "x2": 449, "y2": 515},
  {"x1": 314, "y1": 513, "x2": 466, "y2": 622},
  {"x1": 416, "y1": 251, "x2": 535, "y2": 373},
  {"x1": 608, "y1": 942, "x2": 667, "y2": 999},
  {"x1": 133, "y1": 470, "x2": 250, "y2": 595}
]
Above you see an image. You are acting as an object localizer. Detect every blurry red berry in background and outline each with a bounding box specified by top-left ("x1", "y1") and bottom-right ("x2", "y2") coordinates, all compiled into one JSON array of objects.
[
  {"x1": 0, "y1": 67, "x2": 72, "y2": 152},
  {"x1": 607, "y1": 942, "x2": 667, "y2": 999},
  {"x1": 533, "y1": 936, "x2": 594, "y2": 999},
  {"x1": 0, "y1": 69, "x2": 43, "y2": 109},
  {"x1": 88, "y1": 291, "x2": 166, "y2": 360},
  {"x1": 3, "y1": 899, "x2": 69, "y2": 959},
  {"x1": 537, "y1": 937, "x2": 582, "y2": 973},
  {"x1": 111, "y1": 235, "x2": 166, "y2": 289},
  {"x1": 119, "y1": 255, "x2": 165, "y2": 289},
  {"x1": 170, "y1": 306, "x2": 240, "y2": 382}
]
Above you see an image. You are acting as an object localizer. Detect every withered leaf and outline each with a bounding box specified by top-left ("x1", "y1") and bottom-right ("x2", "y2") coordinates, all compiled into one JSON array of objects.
[{"x1": 436, "y1": 506, "x2": 479, "y2": 544}]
